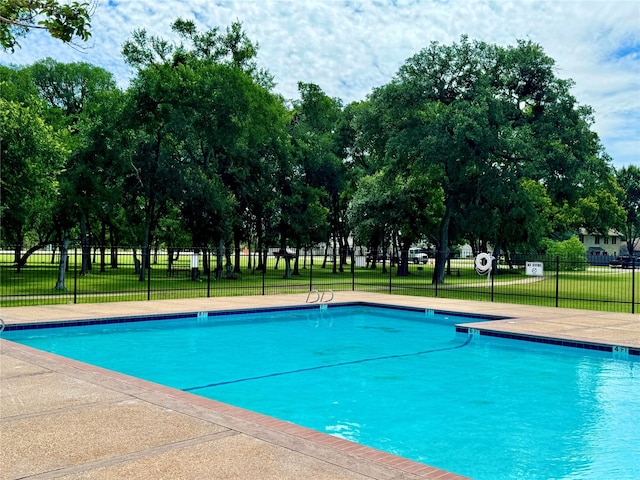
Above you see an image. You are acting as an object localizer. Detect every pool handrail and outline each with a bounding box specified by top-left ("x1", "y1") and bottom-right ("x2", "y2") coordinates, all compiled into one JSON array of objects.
[
  {"x1": 306, "y1": 289, "x2": 334, "y2": 303},
  {"x1": 320, "y1": 289, "x2": 334, "y2": 302},
  {"x1": 306, "y1": 290, "x2": 320, "y2": 303}
]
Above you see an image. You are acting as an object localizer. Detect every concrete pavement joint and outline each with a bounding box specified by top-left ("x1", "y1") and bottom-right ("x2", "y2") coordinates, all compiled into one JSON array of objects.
[{"x1": 20, "y1": 430, "x2": 239, "y2": 479}]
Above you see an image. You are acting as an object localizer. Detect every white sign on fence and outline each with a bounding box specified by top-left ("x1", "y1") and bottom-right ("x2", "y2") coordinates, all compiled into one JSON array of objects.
[{"x1": 525, "y1": 261, "x2": 544, "y2": 276}]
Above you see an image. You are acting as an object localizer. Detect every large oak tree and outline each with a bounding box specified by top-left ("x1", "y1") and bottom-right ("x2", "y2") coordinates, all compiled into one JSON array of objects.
[{"x1": 356, "y1": 37, "x2": 621, "y2": 283}]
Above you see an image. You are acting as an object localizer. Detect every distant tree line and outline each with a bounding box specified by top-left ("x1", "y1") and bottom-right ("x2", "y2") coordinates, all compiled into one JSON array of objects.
[{"x1": 2, "y1": 19, "x2": 639, "y2": 288}]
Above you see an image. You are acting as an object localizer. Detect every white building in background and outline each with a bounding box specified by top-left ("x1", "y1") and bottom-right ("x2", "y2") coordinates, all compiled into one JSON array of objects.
[
  {"x1": 459, "y1": 244, "x2": 473, "y2": 258},
  {"x1": 577, "y1": 228, "x2": 626, "y2": 257}
]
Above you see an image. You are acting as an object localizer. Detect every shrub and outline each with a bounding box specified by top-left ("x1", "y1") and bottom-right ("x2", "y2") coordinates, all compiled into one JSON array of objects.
[{"x1": 541, "y1": 237, "x2": 587, "y2": 271}]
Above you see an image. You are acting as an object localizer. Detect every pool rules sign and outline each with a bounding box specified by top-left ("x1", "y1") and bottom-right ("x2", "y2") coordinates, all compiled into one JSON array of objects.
[{"x1": 526, "y1": 262, "x2": 544, "y2": 276}]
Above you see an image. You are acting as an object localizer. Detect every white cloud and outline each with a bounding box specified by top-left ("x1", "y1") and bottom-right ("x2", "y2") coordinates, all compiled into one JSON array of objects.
[{"x1": 2, "y1": 0, "x2": 638, "y2": 169}]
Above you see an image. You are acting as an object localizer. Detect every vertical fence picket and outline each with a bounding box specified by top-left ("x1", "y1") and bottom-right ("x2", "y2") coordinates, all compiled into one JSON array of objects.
[
  {"x1": 73, "y1": 246, "x2": 78, "y2": 304},
  {"x1": 633, "y1": 256, "x2": 636, "y2": 314},
  {"x1": 555, "y1": 256, "x2": 560, "y2": 308},
  {"x1": 351, "y1": 249, "x2": 355, "y2": 292},
  {"x1": 146, "y1": 247, "x2": 151, "y2": 301}
]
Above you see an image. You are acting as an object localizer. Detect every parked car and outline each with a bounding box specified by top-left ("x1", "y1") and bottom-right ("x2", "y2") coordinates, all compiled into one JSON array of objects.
[
  {"x1": 408, "y1": 248, "x2": 429, "y2": 264},
  {"x1": 609, "y1": 255, "x2": 640, "y2": 269}
]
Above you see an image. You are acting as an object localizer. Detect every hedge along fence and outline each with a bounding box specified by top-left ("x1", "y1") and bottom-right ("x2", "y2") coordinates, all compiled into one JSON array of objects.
[{"x1": 0, "y1": 246, "x2": 637, "y2": 313}]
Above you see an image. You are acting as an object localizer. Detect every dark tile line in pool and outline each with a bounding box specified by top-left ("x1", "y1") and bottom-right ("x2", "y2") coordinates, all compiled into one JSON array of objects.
[
  {"x1": 206, "y1": 304, "x2": 320, "y2": 316},
  {"x1": 335, "y1": 301, "x2": 508, "y2": 321},
  {"x1": 2, "y1": 312, "x2": 199, "y2": 331},
  {"x1": 1, "y1": 305, "x2": 322, "y2": 331},
  {"x1": 2, "y1": 305, "x2": 332, "y2": 331},
  {"x1": 3, "y1": 302, "x2": 504, "y2": 332},
  {"x1": 455, "y1": 326, "x2": 640, "y2": 356}
]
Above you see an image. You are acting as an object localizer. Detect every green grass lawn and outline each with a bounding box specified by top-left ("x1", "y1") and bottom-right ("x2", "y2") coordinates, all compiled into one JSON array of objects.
[{"x1": 1, "y1": 250, "x2": 638, "y2": 313}]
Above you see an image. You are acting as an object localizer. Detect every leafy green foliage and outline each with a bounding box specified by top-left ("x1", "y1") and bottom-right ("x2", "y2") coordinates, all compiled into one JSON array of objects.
[
  {"x1": 355, "y1": 36, "x2": 620, "y2": 283},
  {"x1": 616, "y1": 166, "x2": 640, "y2": 255},
  {"x1": 541, "y1": 236, "x2": 587, "y2": 270},
  {"x1": 0, "y1": 97, "x2": 69, "y2": 245},
  {"x1": 0, "y1": 0, "x2": 92, "y2": 51},
  {"x1": 119, "y1": 21, "x2": 292, "y2": 276},
  {"x1": 290, "y1": 83, "x2": 348, "y2": 258}
]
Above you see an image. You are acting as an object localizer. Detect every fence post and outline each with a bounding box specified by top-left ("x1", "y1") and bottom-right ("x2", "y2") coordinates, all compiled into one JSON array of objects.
[
  {"x1": 490, "y1": 256, "x2": 495, "y2": 302},
  {"x1": 632, "y1": 256, "x2": 636, "y2": 314},
  {"x1": 309, "y1": 253, "x2": 313, "y2": 292},
  {"x1": 262, "y1": 262, "x2": 266, "y2": 296},
  {"x1": 434, "y1": 251, "x2": 439, "y2": 297},
  {"x1": 351, "y1": 248, "x2": 355, "y2": 291},
  {"x1": 555, "y1": 256, "x2": 560, "y2": 308},
  {"x1": 207, "y1": 250, "x2": 211, "y2": 298},
  {"x1": 388, "y1": 253, "x2": 392, "y2": 294},
  {"x1": 147, "y1": 247, "x2": 151, "y2": 301},
  {"x1": 73, "y1": 245, "x2": 78, "y2": 304}
]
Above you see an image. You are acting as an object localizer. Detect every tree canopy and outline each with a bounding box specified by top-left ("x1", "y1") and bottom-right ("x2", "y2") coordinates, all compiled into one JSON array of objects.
[{"x1": 353, "y1": 37, "x2": 622, "y2": 281}]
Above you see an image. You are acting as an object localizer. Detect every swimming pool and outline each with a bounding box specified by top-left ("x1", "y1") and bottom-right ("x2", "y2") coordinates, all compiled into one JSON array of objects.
[{"x1": 4, "y1": 304, "x2": 639, "y2": 479}]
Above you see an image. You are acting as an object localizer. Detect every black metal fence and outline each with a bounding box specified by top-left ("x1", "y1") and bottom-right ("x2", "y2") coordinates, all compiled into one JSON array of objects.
[{"x1": 1, "y1": 246, "x2": 637, "y2": 313}]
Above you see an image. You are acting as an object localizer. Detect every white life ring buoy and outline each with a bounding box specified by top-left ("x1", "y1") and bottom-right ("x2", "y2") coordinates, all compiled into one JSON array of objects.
[{"x1": 475, "y1": 253, "x2": 494, "y2": 275}]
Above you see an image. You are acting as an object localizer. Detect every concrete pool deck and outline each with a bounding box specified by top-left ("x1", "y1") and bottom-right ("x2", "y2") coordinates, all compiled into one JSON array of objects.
[{"x1": 1, "y1": 292, "x2": 639, "y2": 479}]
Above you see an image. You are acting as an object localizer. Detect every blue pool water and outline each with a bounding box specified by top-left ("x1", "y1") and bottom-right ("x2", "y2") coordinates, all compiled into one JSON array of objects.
[{"x1": 5, "y1": 305, "x2": 639, "y2": 479}]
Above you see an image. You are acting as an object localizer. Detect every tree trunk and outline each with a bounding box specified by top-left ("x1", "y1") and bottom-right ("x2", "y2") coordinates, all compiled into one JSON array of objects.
[
  {"x1": 215, "y1": 239, "x2": 224, "y2": 280},
  {"x1": 432, "y1": 205, "x2": 452, "y2": 284},
  {"x1": 202, "y1": 247, "x2": 210, "y2": 276},
  {"x1": 337, "y1": 235, "x2": 344, "y2": 273},
  {"x1": 13, "y1": 243, "x2": 21, "y2": 265},
  {"x1": 397, "y1": 240, "x2": 410, "y2": 276},
  {"x1": 332, "y1": 236, "x2": 338, "y2": 274},
  {"x1": 255, "y1": 216, "x2": 265, "y2": 272},
  {"x1": 292, "y1": 244, "x2": 300, "y2": 276},
  {"x1": 139, "y1": 210, "x2": 152, "y2": 282},
  {"x1": 282, "y1": 253, "x2": 293, "y2": 279},
  {"x1": 224, "y1": 241, "x2": 233, "y2": 276},
  {"x1": 99, "y1": 220, "x2": 107, "y2": 273},
  {"x1": 132, "y1": 248, "x2": 141, "y2": 275},
  {"x1": 322, "y1": 241, "x2": 329, "y2": 269},
  {"x1": 110, "y1": 246, "x2": 118, "y2": 269},
  {"x1": 16, "y1": 243, "x2": 47, "y2": 273},
  {"x1": 80, "y1": 214, "x2": 91, "y2": 275},
  {"x1": 233, "y1": 237, "x2": 242, "y2": 274},
  {"x1": 109, "y1": 225, "x2": 118, "y2": 268},
  {"x1": 54, "y1": 235, "x2": 70, "y2": 290},
  {"x1": 167, "y1": 247, "x2": 175, "y2": 276}
]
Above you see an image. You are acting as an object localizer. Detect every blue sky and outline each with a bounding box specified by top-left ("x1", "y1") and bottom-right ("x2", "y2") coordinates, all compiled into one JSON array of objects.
[{"x1": 2, "y1": 0, "x2": 639, "y2": 170}]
